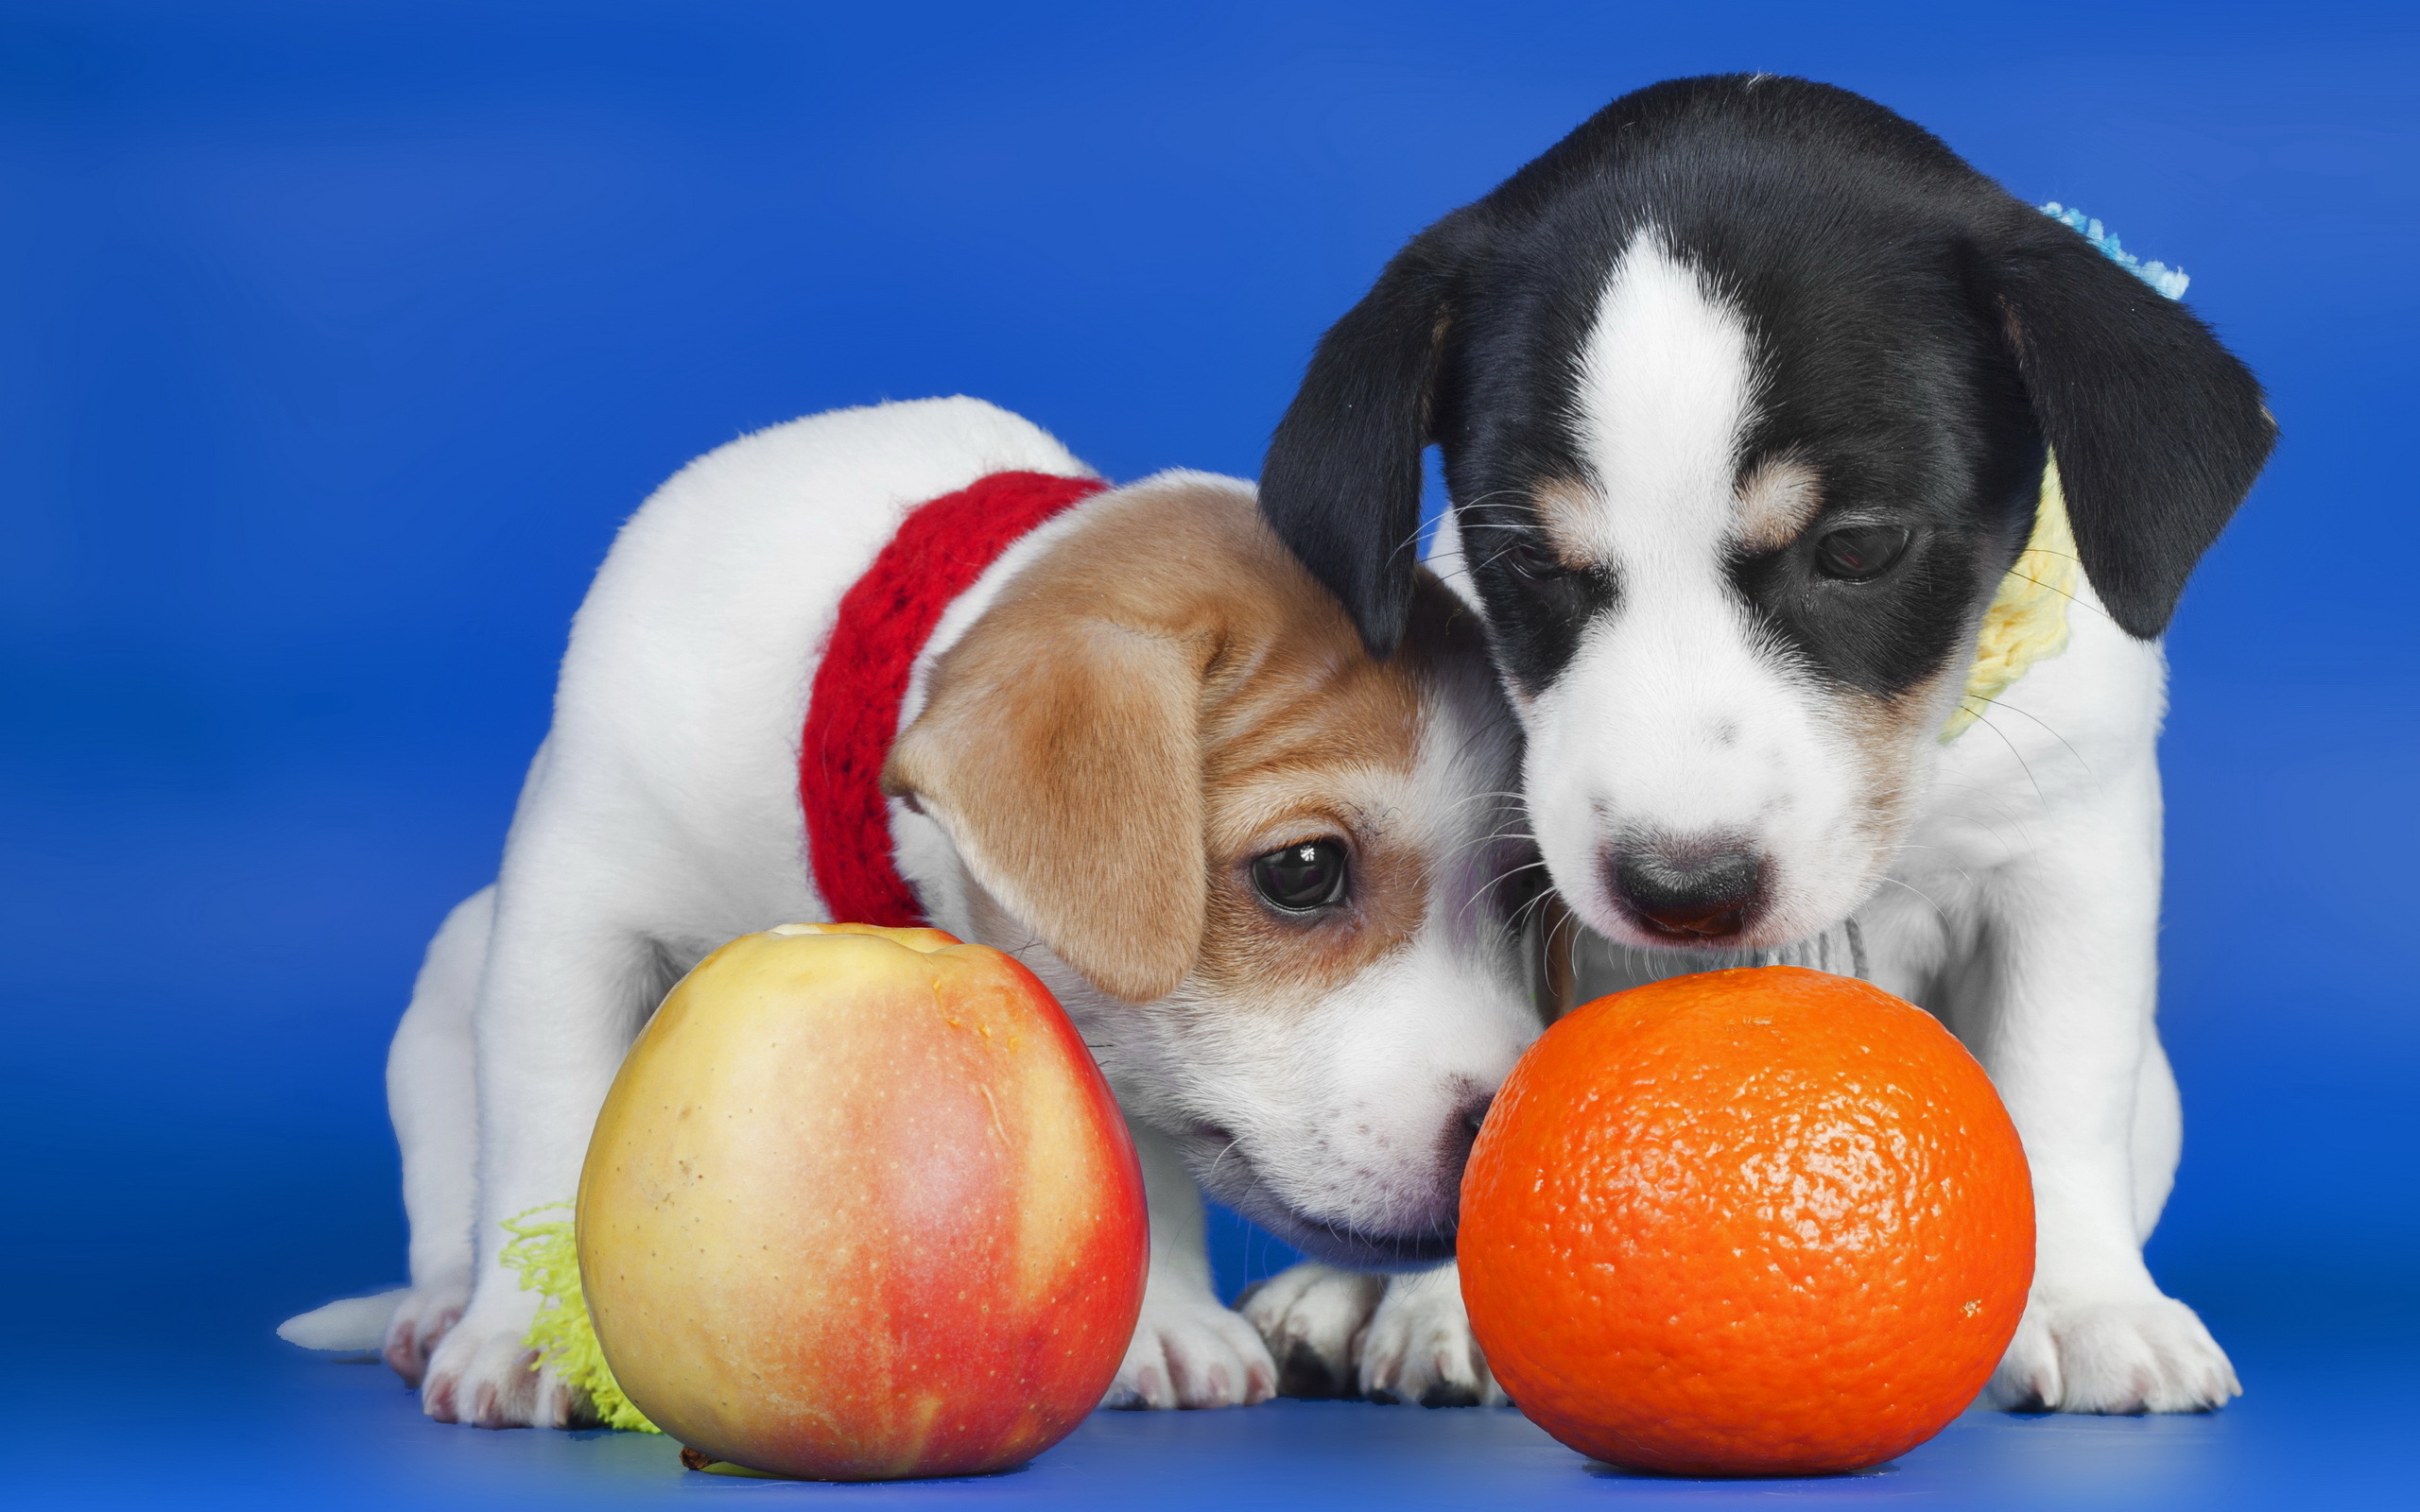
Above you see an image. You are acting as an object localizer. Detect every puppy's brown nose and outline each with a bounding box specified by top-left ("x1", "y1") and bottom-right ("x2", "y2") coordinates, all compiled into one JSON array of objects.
[{"x1": 1612, "y1": 835, "x2": 1763, "y2": 941}]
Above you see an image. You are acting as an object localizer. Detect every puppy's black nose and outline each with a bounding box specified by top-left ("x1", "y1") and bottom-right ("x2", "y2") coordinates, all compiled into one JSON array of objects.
[
  {"x1": 1611, "y1": 834, "x2": 1763, "y2": 941},
  {"x1": 1458, "y1": 1091, "x2": 1495, "y2": 1145},
  {"x1": 1434, "y1": 1087, "x2": 1494, "y2": 1161}
]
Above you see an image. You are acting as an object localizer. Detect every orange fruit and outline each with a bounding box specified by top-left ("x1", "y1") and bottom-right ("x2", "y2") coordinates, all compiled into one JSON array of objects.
[{"x1": 1460, "y1": 967, "x2": 2032, "y2": 1477}]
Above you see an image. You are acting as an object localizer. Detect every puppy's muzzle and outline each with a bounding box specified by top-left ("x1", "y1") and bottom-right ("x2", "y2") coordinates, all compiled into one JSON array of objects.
[
  {"x1": 1610, "y1": 832, "x2": 1766, "y2": 942},
  {"x1": 1192, "y1": 1086, "x2": 1495, "y2": 1269}
]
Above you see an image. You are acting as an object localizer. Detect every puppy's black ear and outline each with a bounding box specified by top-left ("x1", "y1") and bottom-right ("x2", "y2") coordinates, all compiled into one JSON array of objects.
[
  {"x1": 1262, "y1": 215, "x2": 1484, "y2": 658},
  {"x1": 1994, "y1": 228, "x2": 2275, "y2": 639}
]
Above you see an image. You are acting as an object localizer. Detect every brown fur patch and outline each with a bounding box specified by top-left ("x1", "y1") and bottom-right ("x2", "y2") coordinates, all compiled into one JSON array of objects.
[
  {"x1": 1191, "y1": 569, "x2": 1492, "y2": 1014},
  {"x1": 885, "y1": 474, "x2": 1493, "y2": 1007},
  {"x1": 1532, "y1": 889, "x2": 1580, "y2": 1022},
  {"x1": 1735, "y1": 453, "x2": 1824, "y2": 554},
  {"x1": 1527, "y1": 455, "x2": 1824, "y2": 562},
  {"x1": 1826, "y1": 660, "x2": 1962, "y2": 856},
  {"x1": 1529, "y1": 475, "x2": 1605, "y2": 566}
]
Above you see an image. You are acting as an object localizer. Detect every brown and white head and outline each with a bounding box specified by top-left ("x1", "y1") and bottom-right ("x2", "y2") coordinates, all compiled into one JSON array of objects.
[{"x1": 883, "y1": 470, "x2": 1542, "y2": 1268}]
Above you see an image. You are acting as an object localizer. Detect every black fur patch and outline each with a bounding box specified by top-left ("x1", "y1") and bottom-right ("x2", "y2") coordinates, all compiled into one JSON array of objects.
[{"x1": 1261, "y1": 75, "x2": 2273, "y2": 693}]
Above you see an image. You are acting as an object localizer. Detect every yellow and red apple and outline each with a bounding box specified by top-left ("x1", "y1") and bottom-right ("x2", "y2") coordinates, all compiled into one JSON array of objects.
[{"x1": 578, "y1": 921, "x2": 1149, "y2": 1480}]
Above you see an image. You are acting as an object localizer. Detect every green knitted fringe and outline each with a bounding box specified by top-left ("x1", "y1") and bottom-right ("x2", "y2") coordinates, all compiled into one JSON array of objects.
[{"x1": 499, "y1": 1204, "x2": 661, "y2": 1434}]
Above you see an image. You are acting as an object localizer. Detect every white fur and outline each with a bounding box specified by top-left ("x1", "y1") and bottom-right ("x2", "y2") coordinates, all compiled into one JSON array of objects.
[
  {"x1": 1875, "y1": 581, "x2": 2234, "y2": 1412},
  {"x1": 1103, "y1": 1125, "x2": 1282, "y2": 1410},
  {"x1": 1358, "y1": 1263, "x2": 1506, "y2": 1406},
  {"x1": 1540, "y1": 236, "x2": 2237, "y2": 1414},
  {"x1": 277, "y1": 1288, "x2": 408, "y2": 1354},
  {"x1": 1238, "y1": 1263, "x2": 1384, "y2": 1396},
  {"x1": 1527, "y1": 232, "x2": 1874, "y2": 951},
  {"x1": 290, "y1": 398, "x2": 1536, "y2": 1424}
]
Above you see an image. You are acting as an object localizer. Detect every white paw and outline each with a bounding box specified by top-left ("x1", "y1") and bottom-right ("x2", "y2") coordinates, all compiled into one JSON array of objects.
[
  {"x1": 1238, "y1": 1263, "x2": 1386, "y2": 1398},
  {"x1": 1985, "y1": 1292, "x2": 2240, "y2": 1414},
  {"x1": 1101, "y1": 1288, "x2": 1276, "y2": 1410},
  {"x1": 420, "y1": 1302, "x2": 596, "y2": 1429},
  {"x1": 1359, "y1": 1263, "x2": 1504, "y2": 1407},
  {"x1": 382, "y1": 1282, "x2": 470, "y2": 1388}
]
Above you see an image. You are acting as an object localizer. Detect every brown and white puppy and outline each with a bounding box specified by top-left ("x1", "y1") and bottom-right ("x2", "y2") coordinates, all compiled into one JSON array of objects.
[{"x1": 278, "y1": 397, "x2": 1541, "y2": 1424}]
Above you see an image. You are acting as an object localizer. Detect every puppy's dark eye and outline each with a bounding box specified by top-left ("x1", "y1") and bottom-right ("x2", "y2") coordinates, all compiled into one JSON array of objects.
[
  {"x1": 1251, "y1": 840, "x2": 1350, "y2": 913},
  {"x1": 1812, "y1": 525, "x2": 1911, "y2": 580},
  {"x1": 1508, "y1": 536, "x2": 1565, "y2": 577}
]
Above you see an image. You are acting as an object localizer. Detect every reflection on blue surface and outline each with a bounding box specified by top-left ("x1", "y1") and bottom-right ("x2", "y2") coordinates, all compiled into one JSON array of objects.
[{"x1": 9, "y1": 1333, "x2": 2415, "y2": 1510}]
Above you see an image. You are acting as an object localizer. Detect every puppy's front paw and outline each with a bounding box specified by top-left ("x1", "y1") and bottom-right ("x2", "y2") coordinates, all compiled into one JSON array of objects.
[
  {"x1": 1986, "y1": 1292, "x2": 2239, "y2": 1414},
  {"x1": 1359, "y1": 1263, "x2": 1504, "y2": 1407},
  {"x1": 1238, "y1": 1263, "x2": 1385, "y2": 1398},
  {"x1": 1102, "y1": 1290, "x2": 1276, "y2": 1410},
  {"x1": 382, "y1": 1283, "x2": 469, "y2": 1387},
  {"x1": 421, "y1": 1309, "x2": 597, "y2": 1429}
]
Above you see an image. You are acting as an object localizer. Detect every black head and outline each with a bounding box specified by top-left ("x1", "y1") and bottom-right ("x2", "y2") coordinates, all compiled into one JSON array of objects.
[
  {"x1": 1260, "y1": 73, "x2": 2273, "y2": 663},
  {"x1": 1259, "y1": 75, "x2": 2273, "y2": 952}
]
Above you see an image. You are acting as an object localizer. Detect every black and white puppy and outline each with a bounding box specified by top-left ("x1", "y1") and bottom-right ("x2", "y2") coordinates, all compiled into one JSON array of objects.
[{"x1": 1253, "y1": 76, "x2": 2273, "y2": 1413}]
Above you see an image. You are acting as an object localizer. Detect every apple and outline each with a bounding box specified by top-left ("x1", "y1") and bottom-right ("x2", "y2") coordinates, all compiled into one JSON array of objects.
[{"x1": 578, "y1": 922, "x2": 1149, "y2": 1480}]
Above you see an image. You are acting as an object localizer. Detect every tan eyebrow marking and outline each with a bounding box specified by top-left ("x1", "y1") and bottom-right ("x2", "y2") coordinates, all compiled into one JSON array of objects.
[
  {"x1": 1529, "y1": 475, "x2": 1604, "y2": 565},
  {"x1": 1734, "y1": 453, "x2": 1824, "y2": 554}
]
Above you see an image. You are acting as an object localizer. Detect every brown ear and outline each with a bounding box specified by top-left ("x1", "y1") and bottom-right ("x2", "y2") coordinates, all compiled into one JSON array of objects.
[{"x1": 883, "y1": 614, "x2": 1211, "y2": 1004}]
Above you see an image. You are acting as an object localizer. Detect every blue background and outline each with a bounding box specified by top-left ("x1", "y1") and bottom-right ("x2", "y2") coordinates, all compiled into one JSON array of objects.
[{"x1": 3, "y1": 1, "x2": 2414, "y2": 1505}]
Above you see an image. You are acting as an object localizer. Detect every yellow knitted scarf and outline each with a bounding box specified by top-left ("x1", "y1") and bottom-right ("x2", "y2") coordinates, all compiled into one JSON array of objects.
[
  {"x1": 500, "y1": 1205, "x2": 660, "y2": 1434},
  {"x1": 1941, "y1": 455, "x2": 2079, "y2": 742}
]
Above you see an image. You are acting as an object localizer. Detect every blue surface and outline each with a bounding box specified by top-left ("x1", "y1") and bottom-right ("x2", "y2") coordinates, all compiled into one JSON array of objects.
[
  {"x1": 3, "y1": 1, "x2": 2417, "y2": 1507},
  {"x1": 12, "y1": 1328, "x2": 2417, "y2": 1509}
]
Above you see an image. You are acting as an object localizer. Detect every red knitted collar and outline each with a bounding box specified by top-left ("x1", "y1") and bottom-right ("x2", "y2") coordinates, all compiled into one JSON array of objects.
[{"x1": 799, "y1": 471, "x2": 1108, "y2": 927}]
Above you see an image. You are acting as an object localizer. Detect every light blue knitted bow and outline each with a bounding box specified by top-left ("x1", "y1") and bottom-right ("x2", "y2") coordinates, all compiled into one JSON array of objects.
[{"x1": 2039, "y1": 202, "x2": 2190, "y2": 300}]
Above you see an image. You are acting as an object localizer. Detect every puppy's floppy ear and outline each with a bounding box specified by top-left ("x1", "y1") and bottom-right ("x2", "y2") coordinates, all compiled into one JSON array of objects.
[
  {"x1": 883, "y1": 614, "x2": 1210, "y2": 1005},
  {"x1": 1993, "y1": 227, "x2": 2275, "y2": 639},
  {"x1": 1262, "y1": 212, "x2": 1486, "y2": 659}
]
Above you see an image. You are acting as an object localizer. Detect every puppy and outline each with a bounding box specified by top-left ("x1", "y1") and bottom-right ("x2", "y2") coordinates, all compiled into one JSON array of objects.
[
  {"x1": 282, "y1": 398, "x2": 1540, "y2": 1423},
  {"x1": 1254, "y1": 77, "x2": 2273, "y2": 1413}
]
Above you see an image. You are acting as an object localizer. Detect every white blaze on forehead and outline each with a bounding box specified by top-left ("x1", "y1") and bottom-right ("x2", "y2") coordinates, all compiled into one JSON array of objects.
[
  {"x1": 1518, "y1": 228, "x2": 1884, "y2": 952},
  {"x1": 1564, "y1": 229, "x2": 1760, "y2": 568}
]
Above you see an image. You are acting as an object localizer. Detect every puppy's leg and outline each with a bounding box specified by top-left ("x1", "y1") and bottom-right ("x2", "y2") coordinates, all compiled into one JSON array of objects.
[
  {"x1": 380, "y1": 886, "x2": 493, "y2": 1386},
  {"x1": 1358, "y1": 1263, "x2": 1506, "y2": 1407},
  {"x1": 1238, "y1": 1263, "x2": 1384, "y2": 1397},
  {"x1": 2131, "y1": 1026, "x2": 2183, "y2": 1245},
  {"x1": 420, "y1": 866, "x2": 665, "y2": 1430},
  {"x1": 1102, "y1": 1125, "x2": 1277, "y2": 1410},
  {"x1": 1969, "y1": 787, "x2": 2238, "y2": 1415}
]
